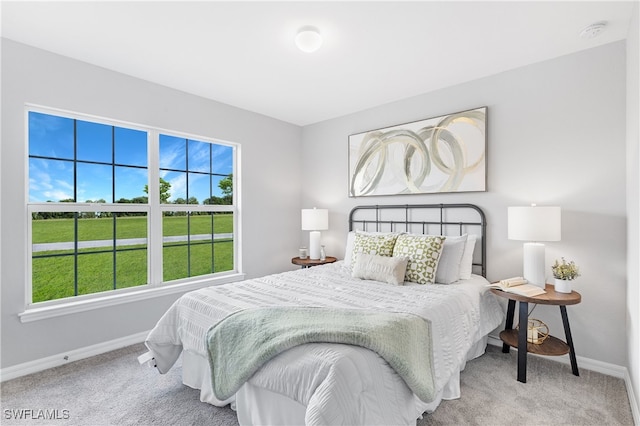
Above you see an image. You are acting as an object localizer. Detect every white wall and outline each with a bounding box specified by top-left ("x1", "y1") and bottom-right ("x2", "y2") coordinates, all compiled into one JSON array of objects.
[
  {"x1": 626, "y1": 1, "x2": 640, "y2": 416},
  {"x1": 0, "y1": 39, "x2": 302, "y2": 368},
  {"x1": 301, "y1": 42, "x2": 628, "y2": 366},
  {"x1": 1, "y1": 34, "x2": 634, "y2": 379}
]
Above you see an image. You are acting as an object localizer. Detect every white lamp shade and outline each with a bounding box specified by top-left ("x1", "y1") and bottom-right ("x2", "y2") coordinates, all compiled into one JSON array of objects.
[
  {"x1": 301, "y1": 208, "x2": 328, "y2": 231},
  {"x1": 508, "y1": 206, "x2": 561, "y2": 242}
]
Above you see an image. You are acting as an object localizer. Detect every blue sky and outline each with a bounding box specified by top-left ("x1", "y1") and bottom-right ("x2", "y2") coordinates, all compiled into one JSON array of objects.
[{"x1": 29, "y1": 112, "x2": 233, "y2": 203}]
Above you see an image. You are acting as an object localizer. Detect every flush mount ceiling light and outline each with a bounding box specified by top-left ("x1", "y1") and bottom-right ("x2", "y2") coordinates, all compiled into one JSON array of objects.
[
  {"x1": 295, "y1": 26, "x2": 323, "y2": 53},
  {"x1": 579, "y1": 21, "x2": 607, "y2": 39}
]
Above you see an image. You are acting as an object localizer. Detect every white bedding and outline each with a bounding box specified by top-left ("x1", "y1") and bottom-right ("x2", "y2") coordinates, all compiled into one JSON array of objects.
[{"x1": 145, "y1": 261, "x2": 504, "y2": 425}]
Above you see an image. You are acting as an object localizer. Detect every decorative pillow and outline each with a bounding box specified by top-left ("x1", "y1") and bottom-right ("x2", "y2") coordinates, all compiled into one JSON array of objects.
[
  {"x1": 435, "y1": 234, "x2": 468, "y2": 284},
  {"x1": 352, "y1": 253, "x2": 409, "y2": 285},
  {"x1": 458, "y1": 234, "x2": 478, "y2": 280},
  {"x1": 344, "y1": 230, "x2": 401, "y2": 267},
  {"x1": 392, "y1": 234, "x2": 446, "y2": 284},
  {"x1": 350, "y1": 232, "x2": 399, "y2": 269}
]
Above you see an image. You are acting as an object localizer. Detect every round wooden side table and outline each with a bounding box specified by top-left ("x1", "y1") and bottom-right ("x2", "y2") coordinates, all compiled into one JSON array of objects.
[{"x1": 491, "y1": 283, "x2": 581, "y2": 383}]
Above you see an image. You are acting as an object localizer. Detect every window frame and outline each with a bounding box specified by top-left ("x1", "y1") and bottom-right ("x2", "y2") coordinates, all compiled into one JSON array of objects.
[{"x1": 22, "y1": 105, "x2": 243, "y2": 321}]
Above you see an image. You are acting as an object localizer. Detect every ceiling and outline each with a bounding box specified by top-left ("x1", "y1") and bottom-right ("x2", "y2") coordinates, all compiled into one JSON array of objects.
[{"x1": 1, "y1": 1, "x2": 636, "y2": 126}]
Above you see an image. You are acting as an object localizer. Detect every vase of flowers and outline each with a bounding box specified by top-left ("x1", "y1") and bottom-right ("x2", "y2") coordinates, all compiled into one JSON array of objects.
[{"x1": 551, "y1": 257, "x2": 580, "y2": 293}]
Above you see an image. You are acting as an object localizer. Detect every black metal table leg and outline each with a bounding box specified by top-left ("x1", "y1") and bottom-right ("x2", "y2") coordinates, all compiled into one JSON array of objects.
[
  {"x1": 503, "y1": 299, "x2": 516, "y2": 353},
  {"x1": 517, "y1": 301, "x2": 528, "y2": 383},
  {"x1": 560, "y1": 305, "x2": 580, "y2": 376}
]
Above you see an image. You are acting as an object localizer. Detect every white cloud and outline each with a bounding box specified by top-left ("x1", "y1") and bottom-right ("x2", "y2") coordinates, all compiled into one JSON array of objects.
[{"x1": 43, "y1": 189, "x2": 73, "y2": 201}]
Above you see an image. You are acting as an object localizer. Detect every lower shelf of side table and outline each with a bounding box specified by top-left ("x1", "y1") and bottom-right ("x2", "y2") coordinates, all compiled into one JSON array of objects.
[{"x1": 500, "y1": 329, "x2": 570, "y2": 356}]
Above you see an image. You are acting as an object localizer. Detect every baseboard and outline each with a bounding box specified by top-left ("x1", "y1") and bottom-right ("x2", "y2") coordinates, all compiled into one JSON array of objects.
[
  {"x1": 624, "y1": 369, "x2": 640, "y2": 426},
  {"x1": 0, "y1": 331, "x2": 149, "y2": 383},
  {"x1": 488, "y1": 334, "x2": 639, "y2": 425}
]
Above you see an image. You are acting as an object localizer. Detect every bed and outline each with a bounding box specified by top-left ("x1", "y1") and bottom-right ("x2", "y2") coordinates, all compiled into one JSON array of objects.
[{"x1": 142, "y1": 203, "x2": 504, "y2": 425}]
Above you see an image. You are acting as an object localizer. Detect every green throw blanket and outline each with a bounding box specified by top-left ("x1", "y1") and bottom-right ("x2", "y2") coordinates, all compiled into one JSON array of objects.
[{"x1": 206, "y1": 306, "x2": 436, "y2": 402}]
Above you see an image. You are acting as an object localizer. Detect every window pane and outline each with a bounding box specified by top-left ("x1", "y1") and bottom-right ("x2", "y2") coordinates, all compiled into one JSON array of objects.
[
  {"x1": 116, "y1": 250, "x2": 147, "y2": 289},
  {"x1": 188, "y1": 139, "x2": 210, "y2": 173},
  {"x1": 188, "y1": 172, "x2": 209, "y2": 204},
  {"x1": 162, "y1": 171, "x2": 186, "y2": 203},
  {"x1": 77, "y1": 216, "x2": 114, "y2": 294},
  {"x1": 163, "y1": 245, "x2": 188, "y2": 281},
  {"x1": 115, "y1": 214, "x2": 147, "y2": 240},
  {"x1": 214, "y1": 213, "x2": 234, "y2": 272},
  {"x1": 160, "y1": 134, "x2": 186, "y2": 171},
  {"x1": 78, "y1": 216, "x2": 113, "y2": 246},
  {"x1": 115, "y1": 214, "x2": 147, "y2": 289},
  {"x1": 214, "y1": 239, "x2": 234, "y2": 273},
  {"x1": 32, "y1": 256, "x2": 75, "y2": 303},
  {"x1": 77, "y1": 120, "x2": 112, "y2": 163},
  {"x1": 190, "y1": 213, "x2": 213, "y2": 276},
  {"x1": 115, "y1": 166, "x2": 148, "y2": 203},
  {"x1": 28, "y1": 111, "x2": 74, "y2": 160},
  {"x1": 29, "y1": 158, "x2": 74, "y2": 202},
  {"x1": 190, "y1": 241, "x2": 214, "y2": 276},
  {"x1": 212, "y1": 144, "x2": 233, "y2": 175},
  {"x1": 32, "y1": 213, "x2": 75, "y2": 244},
  {"x1": 115, "y1": 127, "x2": 147, "y2": 167},
  {"x1": 163, "y1": 213, "x2": 188, "y2": 237},
  {"x1": 31, "y1": 214, "x2": 76, "y2": 303},
  {"x1": 77, "y1": 252, "x2": 114, "y2": 296},
  {"x1": 163, "y1": 213, "x2": 200, "y2": 281},
  {"x1": 77, "y1": 163, "x2": 113, "y2": 203},
  {"x1": 210, "y1": 174, "x2": 233, "y2": 205},
  {"x1": 163, "y1": 212, "x2": 189, "y2": 281}
]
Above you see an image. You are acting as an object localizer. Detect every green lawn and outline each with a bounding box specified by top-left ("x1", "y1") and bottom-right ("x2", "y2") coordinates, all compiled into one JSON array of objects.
[
  {"x1": 32, "y1": 214, "x2": 234, "y2": 243},
  {"x1": 31, "y1": 214, "x2": 235, "y2": 303}
]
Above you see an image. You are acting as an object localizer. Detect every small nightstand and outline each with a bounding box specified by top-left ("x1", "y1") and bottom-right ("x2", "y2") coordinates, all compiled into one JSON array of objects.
[
  {"x1": 491, "y1": 284, "x2": 581, "y2": 383},
  {"x1": 291, "y1": 256, "x2": 337, "y2": 269}
]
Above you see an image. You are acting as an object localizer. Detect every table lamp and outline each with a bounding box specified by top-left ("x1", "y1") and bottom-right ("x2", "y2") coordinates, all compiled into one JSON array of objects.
[
  {"x1": 508, "y1": 205, "x2": 561, "y2": 288},
  {"x1": 301, "y1": 208, "x2": 329, "y2": 260}
]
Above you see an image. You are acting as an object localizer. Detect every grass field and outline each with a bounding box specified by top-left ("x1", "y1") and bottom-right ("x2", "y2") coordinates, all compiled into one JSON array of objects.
[
  {"x1": 32, "y1": 214, "x2": 234, "y2": 243},
  {"x1": 32, "y1": 214, "x2": 234, "y2": 303}
]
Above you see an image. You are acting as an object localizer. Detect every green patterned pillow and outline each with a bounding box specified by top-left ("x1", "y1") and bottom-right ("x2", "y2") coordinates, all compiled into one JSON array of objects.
[
  {"x1": 392, "y1": 234, "x2": 446, "y2": 284},
  {"x1": 351, "y1": 232, "x2": 399, "y2": 269}
]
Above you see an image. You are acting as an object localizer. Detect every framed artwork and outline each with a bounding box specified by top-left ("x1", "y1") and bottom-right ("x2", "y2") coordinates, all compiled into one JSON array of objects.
[{"x1": 348, "y1": 107, "x2": 487, "y2": 197}]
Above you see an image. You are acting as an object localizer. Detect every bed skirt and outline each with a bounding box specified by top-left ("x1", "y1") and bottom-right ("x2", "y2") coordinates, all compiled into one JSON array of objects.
[{"x1": 180, "y1": 335, "x2": 490, "y2": 425}]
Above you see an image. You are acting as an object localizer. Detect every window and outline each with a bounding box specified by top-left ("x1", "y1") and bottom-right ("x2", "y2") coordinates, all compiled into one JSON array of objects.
[
  {"x1": 27, "y1": 109, "x2": 238, "y2": 306},
  {"x1": 158, "y1": 134, "x2": 235, "y2": 282}
]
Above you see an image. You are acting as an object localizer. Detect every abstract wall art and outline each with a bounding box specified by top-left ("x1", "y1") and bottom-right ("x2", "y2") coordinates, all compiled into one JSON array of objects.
[{"x1": 348, "y1": 107, "x2": 487, "y2": 197}]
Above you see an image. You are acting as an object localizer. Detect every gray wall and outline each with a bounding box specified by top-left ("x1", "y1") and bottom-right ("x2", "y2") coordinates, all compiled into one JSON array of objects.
[
  {"x1": 0, "y1": 39, "x2": 302, "y2": 368},
  {"x1": 301, "y1": 42, "x2": 628, "y2": 366},
  {"x1": 626, "y1": 1, "x2": 640, "y2": 415}
]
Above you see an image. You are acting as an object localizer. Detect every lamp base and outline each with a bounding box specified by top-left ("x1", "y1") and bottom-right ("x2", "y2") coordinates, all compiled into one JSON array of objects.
[
  {"x1": 309, "y1": 231, "x2": 321, "y2": 260},
  {"x1": 523, "y1": 242, "x2": 546, "y2": 288}
]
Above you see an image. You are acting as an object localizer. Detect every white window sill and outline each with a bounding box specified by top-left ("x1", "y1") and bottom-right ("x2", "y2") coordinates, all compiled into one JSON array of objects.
[{"x1": 19, "y1": 272, "x2": 246, "y2": 323}]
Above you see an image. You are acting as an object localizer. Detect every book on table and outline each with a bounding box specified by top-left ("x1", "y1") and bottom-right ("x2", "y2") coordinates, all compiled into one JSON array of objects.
[{"x1": 487, "y1": 277, "x2": 546, "y2": 297}]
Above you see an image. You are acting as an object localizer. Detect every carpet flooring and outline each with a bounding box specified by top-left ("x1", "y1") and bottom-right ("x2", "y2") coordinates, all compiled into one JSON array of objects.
[{"x1": 0, "y1": 343, "x2": 633, "y2": 425}]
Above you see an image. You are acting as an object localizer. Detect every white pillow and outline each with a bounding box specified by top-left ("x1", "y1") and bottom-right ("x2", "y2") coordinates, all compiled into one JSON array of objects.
[
  {"x1": 435, "y1": 234, "x2": 468, "y2": 284},
  {"x1": 458, "y1": 234, "x2": 478, "y2": 280},
  {"x1": 352, "y1": 253, "x2": 409, "y2": 285},
  {"x1": 344, "y1": 231, "x2": 356, "y2": 266}
]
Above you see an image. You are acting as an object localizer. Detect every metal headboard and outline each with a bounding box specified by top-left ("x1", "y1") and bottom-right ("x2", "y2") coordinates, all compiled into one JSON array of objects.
[{"x1": 348, "y1": 204, "x2": 487, "y2": 278}]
